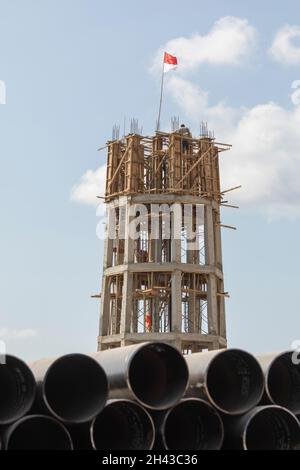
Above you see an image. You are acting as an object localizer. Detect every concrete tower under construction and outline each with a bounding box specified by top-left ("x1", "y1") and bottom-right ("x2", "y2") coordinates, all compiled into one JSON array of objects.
[{"x1": 97, "y1": 125, "x2": 231, "y2": 353}]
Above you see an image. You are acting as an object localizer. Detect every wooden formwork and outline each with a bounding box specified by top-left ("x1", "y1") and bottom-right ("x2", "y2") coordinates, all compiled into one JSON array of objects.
[{"x1": 105, "y1": 132, "x2": 230, "y2": 201}]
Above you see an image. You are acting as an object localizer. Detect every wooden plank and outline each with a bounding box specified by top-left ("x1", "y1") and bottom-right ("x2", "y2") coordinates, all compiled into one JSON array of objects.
[
  {"x1": 107, "y1": 144, "x2": 131, "y2": 192},
  {"x1": 221, "y1": 185, "x2": 242, "y2": 194},
  {"x1": 174, "y1": 147, "x2": 212, "y2": 188},
  {"x1": 218, "y1": 223, "x2": 237, "y2": 230}
]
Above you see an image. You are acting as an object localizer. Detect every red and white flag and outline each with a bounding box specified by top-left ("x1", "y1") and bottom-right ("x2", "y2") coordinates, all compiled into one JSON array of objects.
[
  {"x1": 156, "y1": 52, "x2": 178, "y2": 130},
  {"x1": 164, "y1": 52, "x2": 178, "y2": 73}
]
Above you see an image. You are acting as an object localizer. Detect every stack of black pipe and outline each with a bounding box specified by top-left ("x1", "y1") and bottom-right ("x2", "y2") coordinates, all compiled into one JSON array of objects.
[{"x1": 0, "y1": 343, "x2": 300, "y2": 450}]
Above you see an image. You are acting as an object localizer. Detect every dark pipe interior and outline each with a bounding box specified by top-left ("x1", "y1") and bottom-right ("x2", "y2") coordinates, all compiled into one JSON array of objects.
[
  {"x1": 44, "y1": 354, "x2": 108, "y2": 423},
  {"x1": 6, "y1": 416, "x2": 73, "y2": 450},
  {"x1": 206, "y1": 350, "x2": 264, "y2": 414},
  {"x1": 0, "y1": 355, "x2": 35, "y2": 424},
  {"x1": 163, "y1": 400, "x2": 223, "y2": 450},
  {"x1": 245, "y1": 408, "x2": 300, "y2": 450},
  {"x1": 128, "y1": 343, "x2": 188, "y2": 409},
  {"x1": 92, "y1": 401, "x2": 154, "y2": 450},
  {"x1": 267, "y1": 352, "x2": 300, "y2": 413}
]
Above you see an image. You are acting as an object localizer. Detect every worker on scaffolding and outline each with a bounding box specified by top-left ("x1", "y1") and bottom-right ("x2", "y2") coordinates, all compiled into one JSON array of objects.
[{"x1": 178, "y1": 123, "x2": 192, "y2": 154}]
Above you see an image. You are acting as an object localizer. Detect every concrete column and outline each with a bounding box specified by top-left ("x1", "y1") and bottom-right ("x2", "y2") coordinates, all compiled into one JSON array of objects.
[
  {"x1": 171, "y1": 270, "x2": 182, "y2": 333},
  {"x1": 171, "y1": 204, "x2": 182, "y2": 263},
  {"x1": 98, "y1": 276, "x2": 111, "y2": 340},
  {"x1": 213, "y1": 208, "x2": 223, "y2": 268},
  {"x1": 204, "y1": 204, "x2": 215, "y2": 266},
  {"x1": 218, "y1": 280, "x2": 227, "y2": 338},
  {"x1": 103, "y1": 207, "x2": 114, "y2": 269},
  {"x1": 206, "y1": 274, "x2": 218, "y2": 335},
  {"x1": 120, "y1": 271, "x2": 133, "y2": 334},
  {"x1": 123, "y1": 199, "x2": 134, "y2": 264}
]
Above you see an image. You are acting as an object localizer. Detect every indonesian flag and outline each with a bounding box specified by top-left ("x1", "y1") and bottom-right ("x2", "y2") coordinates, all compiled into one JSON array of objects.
[{"x1": 164, "y1": 52, "x2": 178, "y2": 73}]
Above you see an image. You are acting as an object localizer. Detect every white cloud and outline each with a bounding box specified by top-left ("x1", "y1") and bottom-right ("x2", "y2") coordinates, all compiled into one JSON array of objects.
[
  {"x1": 166, "y1": 76, "x2": 300, "y2": 218},
  {"x1": 70, "y1": 165, "x2": 106, "y2": 207},
  {"x1": 0, "y1": 328, "x2": 38, "y2": 340},
  {"x1": 291, "y1": 80, "x2": 300, "y2": 105},
  {"x1": 166, "y1": 75, "x2": 240, "y2": 137},
  {"x1": 151, "y1": 16, "x2": 258, "y2": 73},
  {"x1": 269, "y1": 24, "x2": 300, "y2": 65}
]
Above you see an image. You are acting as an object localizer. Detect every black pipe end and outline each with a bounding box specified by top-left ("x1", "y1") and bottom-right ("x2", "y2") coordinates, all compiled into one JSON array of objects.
[
  {"x1": 163, "y1": 399, "x2": 224, "y2": 450},
  {"x1": 206, "y1": 349, "x2": 264, "y2": 415},
  {"x1": 245, "y1": 406, "x2": 300, "y2": 450},
  {"x1": 128, "y1": 342, "x2": 189, "y2": 410},
  {"x1": 91, "y1": 401, "x2": 154, "y2": 450},
  {"x1": 0, "y1": 355, "x2": 36, "y2": 425},
  {"x1": 44, "y1": 354, "x2": 108, "y2": 423},
  {"x1": 5, "y1": 415, "x2": 73, "y2": 450},
  {"x1": 267, "y1": 351, "x2": 300, "y2": 413}
]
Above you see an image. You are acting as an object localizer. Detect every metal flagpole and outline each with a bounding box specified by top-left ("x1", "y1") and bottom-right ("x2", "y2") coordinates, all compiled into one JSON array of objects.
[{"x1": 156, "y1": 55, "x2": 165, "y2": 132}]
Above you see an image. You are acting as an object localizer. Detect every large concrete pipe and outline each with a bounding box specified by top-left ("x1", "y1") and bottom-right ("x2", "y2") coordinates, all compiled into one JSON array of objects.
[
  {"x1": 90, "y1": 400, "x2": 155, "y2": 450},
  {"x1": 257, "y1": 351, "x2": 300, "y2": 413},
  {"x1": 222, "y1": 405, "x2": 300, "y2": 450},
  {"x1": 1, "y1": 415, "x2": 73, "y2": 450},
  {"x1": 152, "y1": 398, "x2": 224, "y2": 450},
  {"x1": 185, "y1": 349, "x2": 264, "y2": 415},
  {"x1": 0, "y1": 355, "x2": 36, "y2": 425},
  {"x1": 93, "y1": 342, "x2": 189, "y2": 410},
  {"x1": 30, "y1": 353, "x2": 108, "y2": 424}
]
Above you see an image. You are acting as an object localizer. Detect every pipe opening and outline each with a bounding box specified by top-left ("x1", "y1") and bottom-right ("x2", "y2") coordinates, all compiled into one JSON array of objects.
[
  {"x1": 163, "y1": 399, "x2": 223, "y2": 450},
  {"x1": 206, "y1": 349, "x2": 264, "y2": 414},
  {"x1": 245, "y1": 407, "x2": 300, "y2": 450},
  {"x1": 267, "y1": 352, "x2": 300, "y2": 413},
  {"x1": 128, "y1": 343, "x2": 188, "y2": 409},
  {"x1": 44, "y1": 354, "x2": 108, "y2": 423},
  {"x1": 6, "y1": 415, "x2": 73, "y2": 450},
  {"x1": 91, "y1": 401, "x2": 154, "y2": 450},
  {"x1": 0, "y1": 355, "x2": 36, "y2": 425}
]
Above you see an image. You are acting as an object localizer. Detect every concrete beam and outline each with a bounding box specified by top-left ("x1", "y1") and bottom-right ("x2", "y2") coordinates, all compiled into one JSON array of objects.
[{"x1": 103, "y1": 262, "x2": 223, "y2": 279}]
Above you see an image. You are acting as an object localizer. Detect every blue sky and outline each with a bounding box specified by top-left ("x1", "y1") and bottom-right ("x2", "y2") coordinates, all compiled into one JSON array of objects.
[{"x1": 0, "y1": 0, "x2": 300, "y2": 360}]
